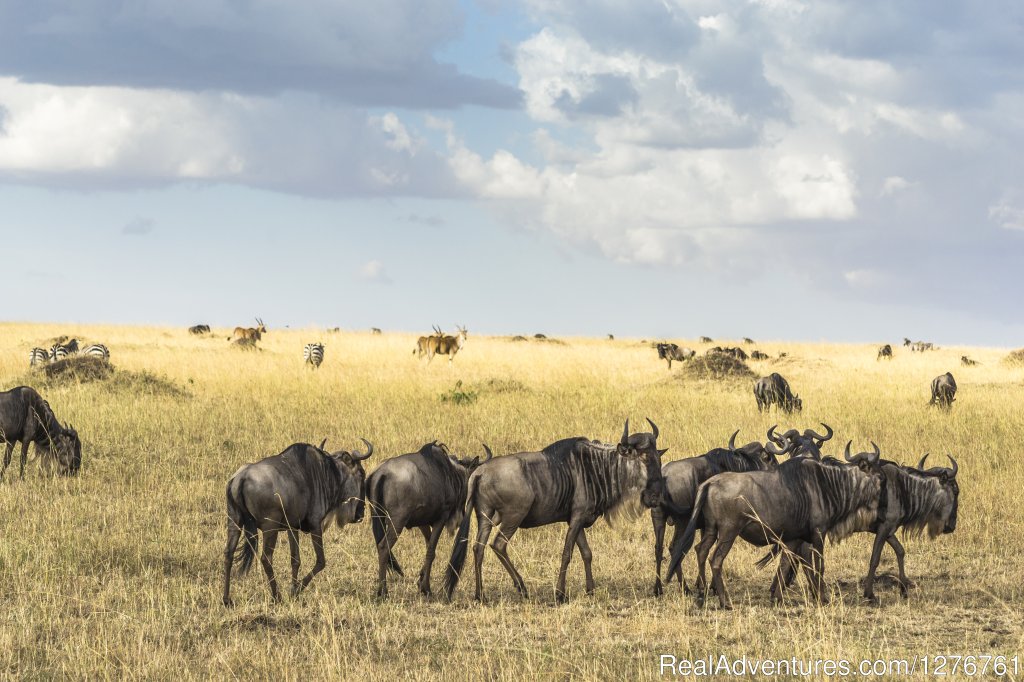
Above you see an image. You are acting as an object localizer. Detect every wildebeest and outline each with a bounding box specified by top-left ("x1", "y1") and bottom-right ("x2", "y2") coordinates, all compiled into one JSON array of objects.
[
  {"x1": 607, "y1": 334, "x2": 614, "y2": 340},
  {"x1": 961, "y1": 355, "x2": 978, "y2": 366},
  {"x1": 743, "y1": 337, "x2": 754, "y2": 344},
  {"x1": 534, "y1": 333, "x2": 547, "y2": 339},
  {"x1": 699, "y1": 336, "x2": 713, "y2": 343},
  {"x1": 708, "y1": 346, "x2": 748, "y2": 361},
  {"x1": 368, "y1": 441, "x2": 492, "y2": 597},
  {"x1": 230, "y1": 318, "x2": 266, "y2": 343},
  {"x1": 766, "y1": 423, "x2": 834, "y2": 459},
  {"x1": 750, "y1": 350, "x2": 769, "y2": 361},
  {"x1": 929, "y1": 372, "x2": 956, "y2": 409},
  {"x1": 444, "y1": 420, "x2": 665, "y2": 603},
  {"x1": 877, "y1": 344, "x2": 893, "y2": 360},
  {"x1": 303, "y1": 343, "x2": 324, "y2": 369},
  {"x1": 222, "y1": 438, "x2": 373, "y2": 605},
  {"x1": 232, "y1": 337, "x2": 258, "y2": 350},
  {"x1": 0, "y1": 386, "x2": 82, "y2": 479},
  {"x1": 656, "y1": 343, "x2": 696, "y2": 369},
  {"x1": 29, "y1": 348, "x2": 50, "y2": 366},
  {"x1": 428, "y1": 326, "x2": 468, "y2": 364},
  {"x1": 650, "y1": 427, "x2": 794, "y2": 596},
  {"x1": 753, "y1": 373, "x2": 802, "y2": 413},
  {"x1": 189, "y1": 324, "x2": 211, "y2": 335},
  {"x1": 371, "y1": 327, "x2": 382, "y2": 335},
  {"x1": 665, "y1": 443, "x2": 882, "y2": 608},
  {"x1": 82, "y1": 343, "x2": 110, "y2": 361}
]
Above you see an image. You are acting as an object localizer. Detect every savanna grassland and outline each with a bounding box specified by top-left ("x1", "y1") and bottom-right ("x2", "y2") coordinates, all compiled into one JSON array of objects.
[{"x1": 1, "y1": 322, "x2": 1022, "y2": 680}]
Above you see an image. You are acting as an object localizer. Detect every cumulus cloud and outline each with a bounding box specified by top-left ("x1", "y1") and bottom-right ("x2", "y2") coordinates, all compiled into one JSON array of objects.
[{"x1": 359, "y1": 260, "x2": 393, "y2": 284}]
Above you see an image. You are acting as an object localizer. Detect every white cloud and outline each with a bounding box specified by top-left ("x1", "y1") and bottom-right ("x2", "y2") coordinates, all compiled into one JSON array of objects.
[
  {"x1": 359, "y1": 260, "x2": 393, "y2": 284},
  {"x1": 989, "y1": 195, "x2": 1024, "y2": 231}
]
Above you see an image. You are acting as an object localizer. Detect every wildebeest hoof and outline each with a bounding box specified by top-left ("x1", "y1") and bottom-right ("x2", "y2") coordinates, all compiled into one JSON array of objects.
[
  {"x1": 555, "y1": 592, "x2": 569, "y2": 604},
  {"x1": 290, "y1": 584, "x2": 303, "y2": 597},
  {"x1": 222, "y1": 597, "x2": 234, "y2": 608},
  {"x1": 418, "y1": 585, "x2": 431, "y2": 596},
  {"x1": 653, "y1": 581, "x2": 663, "y2": 597}
]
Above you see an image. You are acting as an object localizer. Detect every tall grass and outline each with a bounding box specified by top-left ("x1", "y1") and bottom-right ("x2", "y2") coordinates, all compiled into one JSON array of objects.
[{"x1": 0, "y1": 323, "x2": 1021, "y2": 679}]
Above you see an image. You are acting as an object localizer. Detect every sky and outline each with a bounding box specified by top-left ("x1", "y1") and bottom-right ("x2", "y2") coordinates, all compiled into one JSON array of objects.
[{"x1": 1, "y1": 0, "x2": 1022, "y2": 345}]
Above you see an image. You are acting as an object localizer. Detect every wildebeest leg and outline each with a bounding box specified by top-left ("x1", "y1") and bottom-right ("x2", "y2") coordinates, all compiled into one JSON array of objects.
[
  {"x1": 19, "y1": 439, "x2": 30, "y2": 479},
  {"x1": 298, "y1": 530, "x2": 327, "y2": 592},
  {"x1": 472, "y1": 510, "x2": 494, "y2": 602},
  {"x1": 651, "y1": 508, "x2": 666, "y2": 596},
  {"x1": 555, "y1": 521, "x2": 586, "y2": 603},
  {"x1": 770, "y1": 541, "x2": 804, "y2": 604},
  {"x1": 575, "y1": 528, "x2": 595, "y2": 596},
  {"x1": 693, "y1": 527, "x2": 716, "y2": 604},
  {"x1": 862, "y1": 531, "x2": 888, "y2": 603},
  {"x1": 287, "y1": 529, "x2": 302, "y2": 596},
  {"x1": 375, "y1": 516, "x2": 404, "y2": 598},
  {"x1": 802, "y1": 535, "x2": 827, "y2": 603},
  {"x1": 886, "y1": 535, "x2": 913, "y2": 597},
  {"x1": 260, "y1": 530, "x2": 281, "y2": 602},
  {"x1": 708, "y1": 533, "x2": 735, "y2": 609},
  {"x1": 222, "y1": 523, "x2": 241, "y2": 607},
  {"x1": 671, "y1": 525, "x2": 690, "y2": 593},
  {"x1": 0, "y1": 442, "x2": 13, "y2": 481},
  {"x1": 492, "y1": 520, "x2": 528, "y2": 599},
  {"x1": 418, "y1": 521, "x2": 445, "y2": 596}
]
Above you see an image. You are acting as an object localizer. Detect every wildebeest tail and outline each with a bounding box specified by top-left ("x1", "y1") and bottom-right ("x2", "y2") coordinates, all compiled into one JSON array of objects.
[
  {"x1": 443, "y1": 473, "x2": 479, "y2": 600},
  {"x1": 226, "y1": 478, "x2": 259, "y2": 575},
  {"x1": 754, "y1": 544, "x2": 784, "y2": 570},
  {"x1": 368, "y1": 474, "x2": 404, "y2": 577},
  {"x1": 664, "y1": 482, "x2": 709, "y2": 580}
]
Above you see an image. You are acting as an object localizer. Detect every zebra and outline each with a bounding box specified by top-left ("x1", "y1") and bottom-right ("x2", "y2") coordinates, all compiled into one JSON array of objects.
[
  {"x1": 303, "y1": 343, "x2": 325, "y2": 370},
  {"x1": 29, "y1": 348, "x2": 51, "y2": 366},
  {"x1": 82, "y1": 344, "x2": 110, "y2": 361}
]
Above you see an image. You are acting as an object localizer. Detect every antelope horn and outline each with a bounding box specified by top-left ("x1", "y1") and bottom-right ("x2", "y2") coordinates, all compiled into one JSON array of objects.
[
  {"x1": 806, "y1": 422, "x2": 834, "y2": 444},
  {"x1": 844, "y1": 440, "x2": 854, "y2": 462},
  {"x1": 482, "y1": 443, "x2": 493, "y2": 462},
  {"x1": 728, "y1": 429, "x2": 739, "y2": 451},
  {"x1": 352, "y1": 438, "x2": 374, "y2": 461},
  {"x1": 947, "y1": 454, "x2": 958, "y2": 478},
  {"x1": 918, "y1": 453, "x2": 930, "y2": 470},
  {"x1": 645, "y1": 417, "x2": 660, "y2": 440},
  {"x1": 620, "y1": 419, "x2": 630, "y2": 446}
]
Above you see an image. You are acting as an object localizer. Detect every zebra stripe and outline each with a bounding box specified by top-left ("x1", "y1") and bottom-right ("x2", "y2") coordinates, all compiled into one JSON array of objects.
[
  {"x1": 303, "y1": 343, "x2": 324, "y2": 369},
  {"x1": 82, "y1": 344, "x2": 110, "y2": 361},
  {"x1": 29, "y1": 348, "x2": 51, "y2": 366}
]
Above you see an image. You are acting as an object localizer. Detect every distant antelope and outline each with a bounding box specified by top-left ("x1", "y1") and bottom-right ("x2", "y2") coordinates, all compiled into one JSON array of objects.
[
  {"x1": 414, "y1": 325, "x2": 444, "y2": 358},
  {"x1": 428, "y1": 326, "x2": 468, "y2": 365},
  {"x1": 304, "y1": 343, "x2": 325, "y2": 369},
  {"x1": 230, "y1": 318, "x2": 266, "y2": 343}
]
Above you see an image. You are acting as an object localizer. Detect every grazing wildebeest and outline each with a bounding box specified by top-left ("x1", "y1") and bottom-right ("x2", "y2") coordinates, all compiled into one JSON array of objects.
[
  {"x1": 961, "y1": 355, "x2": 978, "y2": 366},
  {"x1": 929, "y1": 372, "x2": 956, "y2": 409},
  {"x1": 303, "y1": 343, "x2": 325, "y2": 369},
  {"x1": 371, "y1": 327, "x2": 382, "y2": 335},
  {"x1": 750, "y1": 350, "x2": 769, "y2": 361},
  {"x1": 444, "y1": 420, "x2": 665, "y2": 603},
  {"x1": 766, "y1": 423, "x2": 834, "y2": 459},
  {"x1": 534, "y1": 333, "x2": 547, "y2": 339},
  {"x1": 29, "y1": 348, "x2": 50, "y2": 366},
  {"x1": 607, "y1": 334, "x2": 614, "y2": 340},
  {"x1": 665, "y1": 442, "x2": 882, "y2": 608},
  {"x1": 414, "y1": 325, "x2": 443, "y2": 358},
  {"x1": 904, "y1": 337, "x2": 912, "y2": 347},
  {"x1": 877, "y1": 344, "x2": 893, "y2": 360},
  {"x1": 743, "y1": 337, "x2": 754, "y2": 344},
  {"x1": 699, "y1": 336, "x2": 713, "y2": 343},
  {"x1": 708, "y1": 346, "x2": 748, "y2": 361},
  {"x1": 428, "y1": 326, "x2": 468, "y2": 364},
  {"x1": 230, "y1": 318, "x2": 266, "y2": 343},
  {"x1": 0, "y1": 386, "x2": 82, "y2": 479},
  {"x1": 650, "y1": 427, "x2": 794, "y2": 596},
  {"x1": 189, "y1": 324, "x2": 211, "y2": 335},
  {"x1": 656, "y1": 343, "x2": 696, "y2": 369},
  {"x1": 368, "y1": 441, "x2": 493, "y2": 598},
  {"x1": 222, "y1": 438, "x2": 373, "y2": 605},
  {"x1": 753, "y1": 373, "x2": 802, "y2": 413}
]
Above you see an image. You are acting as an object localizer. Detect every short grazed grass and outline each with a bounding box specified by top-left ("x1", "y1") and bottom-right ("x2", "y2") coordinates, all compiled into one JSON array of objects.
[{"x1": 0, "y1": 323, "x2": 1021, "y2": 680}]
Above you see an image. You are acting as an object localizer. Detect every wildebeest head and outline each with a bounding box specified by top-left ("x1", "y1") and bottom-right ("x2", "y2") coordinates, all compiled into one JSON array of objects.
[
  {"x1": 917, "y1": 453, "x2": 960, "y2": 534},
  {"x1": 451, "y1": 442, "x2": 494, "y2": 471},
  {"x1": 48, "y1": 423, "x2": 82, "y2": 476},
  {"x1": 729, "y1": 427, "x2": 793, "y2": 467},
  {"x1": 323, "y1": 438, "x2": 373, "y2": 526},
  {"x1": 769, "y1": 422, "x2": 832, "y2": 459},
  {"x1": 617, "y1": 418, "x2": 667, "y2": 509},
  {"x1": 843, "y1": 440, "x2": 882, "y2": 474}
]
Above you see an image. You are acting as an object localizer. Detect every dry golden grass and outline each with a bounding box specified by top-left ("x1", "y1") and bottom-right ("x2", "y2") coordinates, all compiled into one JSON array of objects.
[{"x1": 0, "y1": 322, "x2": 1022, "y2": 679}]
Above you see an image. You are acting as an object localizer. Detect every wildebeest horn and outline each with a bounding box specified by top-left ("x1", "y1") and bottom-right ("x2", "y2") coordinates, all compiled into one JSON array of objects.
[
  {"x1": 947, "y1": 454, "x2": 958, "y2": 477},
  {"x1": 918, "y1": 453, "x2": 930, "y2": 470},
  {"x1": 319, "y1": 438, "x2": 327, "y2": 450},
  {"x1": 869, "y1": 441, "x2": 881, "y2": 462},
  {"x1": 806, "y1": 422, "x2": 833, "y2": 444},
  {"x1": 766, "y1": 424, "x2": 782, "y2": 445},
  {"x1": 728, "y1": 429, "x2": 739, "y2": 451},
  {"x1": 844, "y1": 440, "x2": 853, "y2": 462},
  {"x1": 620, "y1": 419, "x2": 630, "y2": 445},
  {"x1": 482, "y1": 443, "x2": 493, "y2": 462},
  {"x1": 765, "y1": 437, "x2": 791, "y2": 456},
  {"x1": 645, "y1": 417, "x2": 659, "y2": 440},
  {"x1": 352, "y1": 438, "x2": 374, "y2": 461}
]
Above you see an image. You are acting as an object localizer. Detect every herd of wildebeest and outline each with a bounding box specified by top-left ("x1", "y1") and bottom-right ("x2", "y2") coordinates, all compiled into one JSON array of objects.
[{"x1": 1, "y1": 323, "x2": 973, "y2": 611}]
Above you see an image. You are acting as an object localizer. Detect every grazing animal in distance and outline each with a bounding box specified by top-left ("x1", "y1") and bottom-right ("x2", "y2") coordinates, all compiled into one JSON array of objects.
[
  {"x1": 371, "y1": 327, "x2": 382, "y2": 335},
  {"x1": 699, "y1": 336, "x2": 713, "y2": 343},
  {"x1": 189, "y1": 324, "x2": 211, "y2": 335},
  {"x1": 368, "y1": 441, "x2": 493, "y2": 598},
  {"x1": 303, "y1": 343, "x2": 324, "y2": 370},
  {"x1": 0, "y1": 386, "x2": 82, "y2": 479},
  {"x1": 232, "y1": 337, "x2": 258, "y2": 350},
  {"x1": 607, "y1": 334, "x2": 614, "y2": 340},
  {"x1": 708, "y1": 346, "x2": 748, "y2": 361},
  {"x1": 534, "y1": 333, "x2": 547, "y2": 339},
  {"x1": 877, "y1": 344, "x2": 893, "y2": 360},
  {"x1": 749, "y1": 350, "x2": 769, "y2": 361},
  {"x1": 82, "y1": 344, "x2": 110, "y2": 361},
  {"x1": 665, "y1": 443, "x2": 882, "y2": 608},
  {"x1": 650, "y1": 427, "x2": 794, "y2": 596},
  {"x1": 29, "y1": 348, "x2": 51, "y2": 366},
  {"x1": 656, "y1": 343, "x2": 696, "y2": 369},
  {"x1": 445, "y1": 420, "x2": 666, "y2": 603},
  {"x1": 753, "y1": 373, "x2": 802, "y2": 413},
  {"x1": 743, "y1": 337, "x2": 754, "y2": 344},
  {"x1": 929, "y1": 372, "x2": 957, "y2": 410},
  {"x1": 961, "y1": 355, "x2": 978, "y2": 366},
  {"x1": 428, "y1": 326, "x2": 468, "y2": 365},
  {"x1": 222, "y1": 438, "x2": 374, "y2": 606},
  {"x1": 230, "y1": 318, "x2": 266, "y2": 343}
]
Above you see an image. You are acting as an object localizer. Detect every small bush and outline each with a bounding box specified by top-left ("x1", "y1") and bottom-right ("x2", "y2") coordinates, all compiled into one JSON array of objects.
[
  {"x1": 440, "y1": 380, "x2": 478, "y2": 405},
  {"x1": 38, "y1": 355, "x2": 113, "y2": 383},
  {"x1": 30, "y1": 355, "x2": 189, "y2": 397},
  {"x1": 680, "y1": 353, "x2": 755, "y2": 381}
]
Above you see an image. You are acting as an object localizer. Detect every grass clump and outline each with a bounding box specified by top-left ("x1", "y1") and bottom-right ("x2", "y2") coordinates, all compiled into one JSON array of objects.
[
  {"x1": 681, "y1": 353, "x2": 756, "y2": 381},
  {"x1": 30, "y1": 355, "x2": 188, "y2": 398},
  {"x1": 37, "y1": 355, "x2": 114, "y2": 383},
  {"x1": 440, "y1": 380, "x2": 478, "y2": 405},
  {"x1": 1004, "y1": 348, "x2": 1024, "y2": 366}
]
